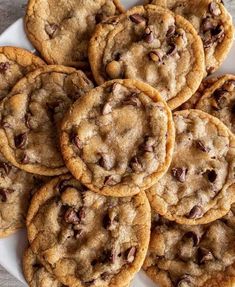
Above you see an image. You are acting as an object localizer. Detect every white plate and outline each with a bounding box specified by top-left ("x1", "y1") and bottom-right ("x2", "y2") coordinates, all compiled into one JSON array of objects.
[{"x1": 0, "y1": 1, "x2": 235, "y2": 286}]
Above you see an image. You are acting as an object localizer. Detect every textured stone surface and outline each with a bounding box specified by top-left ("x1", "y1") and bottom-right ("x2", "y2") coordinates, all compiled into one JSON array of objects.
[{"x1": 0, "y1": 0, "x2": 234, "y2": 287}]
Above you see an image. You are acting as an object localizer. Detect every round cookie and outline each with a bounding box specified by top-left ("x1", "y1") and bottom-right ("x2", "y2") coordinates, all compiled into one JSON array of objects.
[
  {"x1": 25, "y1": 0, "x2": 125, "y2": 68},
  {"x1": 0, "y1": 65, "x2": 94, "y2": 176},
  {"x1": 196, "y1": 74, "x2": 235, "y2": 134},
  {"x1": 60, "y1": 79, "x2": 175, "y2": 197},
  {"x1": 0, "y1": 46, "x2": 45, "y2": 100},
  {"x1": 0, "y1": 154, "x2": 48, "y2": 238},
  {"x1": 26, "y1": 175, "x2": 150, "y2": 287},
  {"x1": 23, "y1": 247, "x2": 66, "y2": 287},
  {"x1": 147, "y1": 109, "x2": 235, "y2": 225},
  {"x1": 178, "y1": 76, "x2": 220, "y2": 110},
  {"x1": 88, "y1": 4, "x2": 205, "y2": 109},
  {"x1": 145, "y1": 0, "x2": 234, "y2": 75},
  {"x1": 143, "y1": 209, "x2": 235, "y2": 287}
]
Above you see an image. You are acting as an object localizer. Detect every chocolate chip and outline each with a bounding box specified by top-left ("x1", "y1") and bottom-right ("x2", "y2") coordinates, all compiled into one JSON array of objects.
[
  {"x1": 101, "y1": 272, "x2": 110, "y2": 281},
  {"x1": 0, "y1": 162, "x2": 11, "y2": 176},
  {"x1": 21, "y1": 154, "x2": 30, "y2": 164},
  {"x1": 143, "y1": 137, "x2": 155, "y2": 152},
  {"x1": 201, "y1": 18, "x2": 216, "y2": 32},
  {"x1": 104, "y1": 175, "x2": 117, "y2": 186},
  {"x1": 171, "y1": 167, "x2": 187, "y2": 183},
  {"x1": 0, "y1": 188, "x2": 14, "y2": 202},
  {"x1": 84, "y1": 280, "x2": 95, "y2": 286},
  {"x1": 78, "y1": 207, "x2": 86, "y2": 221},
  {"x1": 126, "y1": 247, "x2": 136, "y2": 263},
  {"x1": 95, "y1": 13, "x2": 103, "y2": 23},
  {"x1": 103, "y1": 213, "x2": 111, "y2": 229},
  {"x1": 206, "y1": 170, "x2": 217, "y2": 182},
  {"x1": 209, "y1": 2, "x2": 221, "y2": 16},
  {"x1": 14, "y1": 133, "x2": 27, "y2": 149},
  {"x1": 196, "y1": 140, "x2": 210, "y2": 153},
  {"x1": 144, "y1": 27, "x2": 154, "y2": 43},
  {"x1": 187, "y1": 205, "x2": 203, "y2": 219},
  {"x1": 123, "y1": 95, "x2": 142, "y2": 107},
  {"x1": 177, "y1": 274, "x2": 191, "y2": 287},
  {"x1": 213, "y1": 88, "x2": 228, "y2": 108},
  {"x1": 166, "y1": 25, "x2": 176, "y2": 38},
  {"x1": 45, "y1": 23, "x2": 59, "y2": 38},
  {"x1": 71, "y1": 131, "x2": 83, "y2": 149},
  {"x1": 211, "y1": 25, "x2": 224, "y2": 39},
  {"x1": 198, "y1": 247, "x2": 214, "y2": 264},
  {"x1": 130, "y1": 156, "x2": 143, "y2": 172},
  {"x1": 32, "y1": 263, "x2": 42, "y2": 269},
  {"x1": 167, "y1": 43, "x2": 177, "y2": 56},
  {"x1": 0, "y1": 62, "x2": 10, "y2": 74},
  {"x1": 102, "y1": 103, "x2": 112, "y2": 115},
  {"x1": 149, "y1": 50, "x2": 163, "y2": 63},
  {"x1": 64, "y1": 207, "x2": 80, "y2": 224},
  {"x1": 183, "y1": 231, "x2": 200, "y2": 246},
  {"x1": 130, "y1": 14, "x2": 145, "y2": 24},
  {"x1": 99, "y1": 154, "x2": 113, "y2": 171}
]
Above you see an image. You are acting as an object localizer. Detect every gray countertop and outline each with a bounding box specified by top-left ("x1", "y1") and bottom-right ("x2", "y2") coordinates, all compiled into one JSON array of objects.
[{"x1": 0, "y1": 0, "x2": 235, "y2": 286}]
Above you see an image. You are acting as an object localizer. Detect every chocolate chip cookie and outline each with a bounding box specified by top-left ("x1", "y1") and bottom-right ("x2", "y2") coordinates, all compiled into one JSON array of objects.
[
  {"x1": 88, "y1": 5, "x2": 205, "y2": 109},
  {"x1": 0, "y1": 65, "x2": 94, "y2": 176},
  {"x1": 0, "y1": 46, "x2": 45, "y2": 100},
  {"x1": 196, "y1": 74, "x2": 235, "y2": 134},
  {"x1": 147, "y1": 109, "x2": 235, "y2": 225},
  {"x1": 25, "y1": 0, "x2": 124, "y2": 68},
  {"x1": 26, "y1": 175, "x2": 150, "y2": 287},
  {"x1": 0, "y1": 153, "x2": 48, "y2": 238},
  {"x1": 145, "y1": 0, "x2": 234, "y2": 75},
  {"x1": 23, "y1": 247, "x2": 65, "y2": 287},
  {"x1": 143, "y1": 209, "x2": 235, "y2": 287},
  {"x1": 178, "y1": 76, "x2": 219, "y2": 110},
  {"x1": 60, "y1": 79, "x2": 175, "y2": 197}
]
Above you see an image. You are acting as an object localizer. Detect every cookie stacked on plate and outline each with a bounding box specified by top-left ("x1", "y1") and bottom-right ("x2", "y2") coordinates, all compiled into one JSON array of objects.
[{"x1": 0, "y1": 0, "x2": 235, "y2": 286}]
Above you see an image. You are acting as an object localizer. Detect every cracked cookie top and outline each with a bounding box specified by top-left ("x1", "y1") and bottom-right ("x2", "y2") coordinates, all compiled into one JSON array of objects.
[
  {"x1": 0, "y1": 46, "x2": 45, "y2": 100},
  {"x1": 146, "y1": 0, "x2": 234, "y2": 75},
  {"x1": 60, "y1": 79, "x2": 175, "y2": 197},
  {"x1": 0, "y1": 153, "x2": 48, "y2": 237},
  {"x1": 147, "y1": 109, "x2": 235, "y2": 225},
  {"x1": 196, "y1": 74, "x2": 235, "y2": 134},
  {"x1": 26, "y1": 175, "x2": 150, "y2": 287},
  {"x1": 88, "y1": 5, "x2": 205, "y2": 109},
  {"x1": 0, "y1": 65, "x2": 94, "y2": 176},
  {"x1": 143, "y1": 208, "x2": 235, "y2": 287},
  {"x1": 23, "y1": 247, "x2": 65, "y2": 287},
  {"x1": 25, "y1": 0, "x2": 124, "y2": 68}
]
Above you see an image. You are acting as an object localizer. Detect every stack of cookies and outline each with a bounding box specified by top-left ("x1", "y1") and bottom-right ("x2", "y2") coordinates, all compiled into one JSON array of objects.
[{"x1": 0, "y1": 0, "x2": 235, "y2": 286}]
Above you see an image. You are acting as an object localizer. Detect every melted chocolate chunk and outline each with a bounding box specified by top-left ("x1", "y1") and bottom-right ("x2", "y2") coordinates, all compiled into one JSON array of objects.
[
  {"x1": 0, "y1": 62, "x2": 10, "y2": 74},
  {"x1": 197, "y1": 247, "x2": 214, "y2": 264},
  {"x1": 187, "y1": 205, "x2": 203, "y2": 219},
  {"x1": 0, "y1": 188, "x2": 14, "y2": 202},
  {"x1": 0, "y1": 162, "x2": 11, "y2": 176},
  {"x1": 183, "y1": 231, "x2": 200, "y2": 246},
  {"x1": 130, "y1": 14, "x2": 146, "y2": 24},
  {"x1": 196, "y1": 140, "x2": 210, "y2": 153},
  {"x1": 14, "y1": 133, "x2": 27, "y2": 149},
  {"x1": 171, "y1": 167, "x2": 187, "y2": 183}
]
